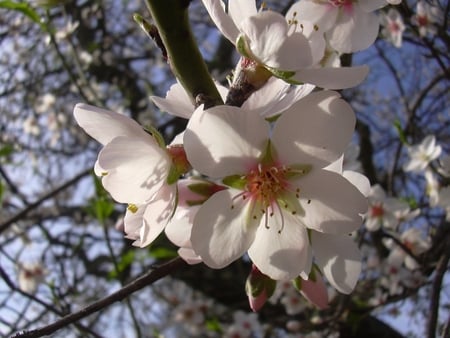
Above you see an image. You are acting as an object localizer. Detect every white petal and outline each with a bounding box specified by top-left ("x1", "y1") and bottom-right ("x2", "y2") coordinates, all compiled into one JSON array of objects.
[
  {"x1": 150, "y1": 82, "x2": 195, "y2": 119},
  {"x1": 248, "y1": 211, "x2": 310, "y2": 280},
  {"x1": 124, "y1": 204, "x2": 147, "y2": 241},
  {"x1": 328, "y1": 7, "x2": 379, "y2": 53},
  {"x1": 202, "y1": 0, "x2": 240, "y2": 43},
  {"x1": 287, "y1": 1, "x2": 338, "y2": 33},
  {"x1": 312, "y1": 232, "x2": 362, "y2": 294},
  {"x1": 178, "y1": 247, "x2": 202, "y2": 265},
  {"x1": 73, "y1": 103, "x2": 148, "y2": 145},
  {"x1": 190, "y1": 189, "x2": 257, "y2": 269},
  {"x1": 184, "y1": 105, "x2": 268, "y2": 178},
  {"x1": 297, "y1": 169, "x2": 368, "y2": 234},
  {"x1": 273, "y1": 91, "x2": 355, "y2": 168},
  {"x1": 359, "y1": 0, "x2": 389, "y2": 12},
  {"x1": 139, "y1": 184, "x2": 178, "y2": 247},
  {"x1": 343, "y1": 170, "x2": 371, "y2": 197},
  {"x1": 291, "y1": 65, "x2": 369, "y2": 89},
  {"x1": 98, "y1": 136, "x2": 170, "y2": 204},
  {"x1": 228, "y1": 0, "x2": 257, "y2": 27}
]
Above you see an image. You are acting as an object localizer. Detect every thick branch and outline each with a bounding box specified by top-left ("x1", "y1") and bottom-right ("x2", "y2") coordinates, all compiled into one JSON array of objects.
[{"x1": 144, "y1": 0, "x2": 223, "y2": 108}]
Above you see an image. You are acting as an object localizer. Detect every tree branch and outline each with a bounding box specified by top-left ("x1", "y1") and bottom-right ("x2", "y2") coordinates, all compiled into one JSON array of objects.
[
  {"x1": 12, "y1": 257, "x2": 186, "y2": 338},
  {"x1": 144, "y1": 0, "x2": 223, "y2": 108}
]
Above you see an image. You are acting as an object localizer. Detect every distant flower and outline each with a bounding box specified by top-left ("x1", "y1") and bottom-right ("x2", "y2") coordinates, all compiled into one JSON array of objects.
[
  {"x1": 381, "y1": 8, "x2": 406, "y2": 48},
  {"x1": 225, "y1": 311, "x2": 262, "y2": 338},
  {"x1": 18, "y1": 262, "x2": 46, "y2": 293},
  {"x1": 385, "y1": 228, "x2": 430, "y2": 270},
  {"x1": 425, "y1": 169, "x2": 440, "y2": 206},
  {"x1": 412, "y1": 1, "x2": 442, "y2": 37},
  {"x1": 366, "y1": 184, "x2": 410, "y2": 231},
  {"x1": 403, "y1": 135, "x2": 442, "y2": 172},
  {"x1": 185, "y1": 91, "x2": 367, "y2": 280},
  {"x1": 23, "y1": 115, "x2": 41, "y2": 136}
]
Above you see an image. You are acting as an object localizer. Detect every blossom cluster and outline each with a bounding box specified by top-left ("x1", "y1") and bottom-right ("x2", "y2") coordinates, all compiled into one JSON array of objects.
[{"x1": 72, "y1": 0, "x2": 446, "y2": 313}]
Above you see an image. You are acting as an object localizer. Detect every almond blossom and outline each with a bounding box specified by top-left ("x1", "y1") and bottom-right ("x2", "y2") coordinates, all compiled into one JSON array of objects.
[
  {"x1": 412, "y1": 0, "x2": 442, "y2": 37},
  {"x1": 381, "y1": 8, "x2": 406, "y2": 48},
  {"x1": 287, "y1": 0, "x2": 400, "y2": 53},
  {"x1": 184, "y1": 91, "x2": 367, "y2": 281},
  {"x1": 365, "y1": 184, "x2": 410, "y2": 231},
  {"x1": 385, "y1": 228, "x2": 430, "y2": 270},
  {"x1": 403, "y1": 135, "x2": 442, "y2": 172},
  {"x1": 202, "y1": 0, "x2": 369, "y2": 89},
  {"x1": 74, "y1": 103, "x2": 183, "y2": 248}
]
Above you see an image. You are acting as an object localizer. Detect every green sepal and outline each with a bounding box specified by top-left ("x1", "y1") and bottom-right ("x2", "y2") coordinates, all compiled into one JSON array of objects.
[
  {"x1": 236, "y1": 34, "x2": 252, "y2": 59},
  {"x1": 222, "y1": 175, "x2": 247, "y2": 190},
  {"x1": 166, "y1": 165, "x2": 180, "y2": 185},
  {"x1": 188, "y1": 181, "x2": 216, "y2": 197},
  {"x1": 260, "y1": 140, "x2": 276, "y2": 165},
  {"x1": 265, "y1": 66, "x2": 297, "y2": 83},
  {"x1": 144, "y1": 124, "x2": 166, "y2": 149}
]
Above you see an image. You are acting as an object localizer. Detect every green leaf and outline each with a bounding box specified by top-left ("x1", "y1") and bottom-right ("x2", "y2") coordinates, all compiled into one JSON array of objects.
[
  {"x1": 0, "y1": 1, "x2": 44, "y2": 28},
  {"x1": 0, "y1": 144, "x2": 14, "y2": 158},
  {"x1": 108, "y1": 250, "x2": 135, "y2": 280},
  {"x1": 205, "y1": 318, "x2": 222, "y2": 333},
  {"x1": 149, "y1": 247, "x2": 178, "y2": 259},
  {"x1": 394, "y1": 119, "x2": 407, "y2": 145}
]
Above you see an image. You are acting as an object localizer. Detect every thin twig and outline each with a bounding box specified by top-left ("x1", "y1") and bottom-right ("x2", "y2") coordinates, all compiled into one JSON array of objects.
[
  {"x1": 0, "y1": 169, "x2": 90, "y2": 235},
  {"x1": 427, "y1": 249, "x2": 450, "y2": 338},
  {"x1": 12, "y1": 257, "x2": 186, "y2": 338}
]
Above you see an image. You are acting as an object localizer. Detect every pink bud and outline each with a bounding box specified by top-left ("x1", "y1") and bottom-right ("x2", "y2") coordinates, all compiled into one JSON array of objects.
[
  {"x1": 294, "y1": 268, "x2": 329, "y2": 309},
  {"x1": 245, "y1": 265, "x2": 276, "y2": 312}
]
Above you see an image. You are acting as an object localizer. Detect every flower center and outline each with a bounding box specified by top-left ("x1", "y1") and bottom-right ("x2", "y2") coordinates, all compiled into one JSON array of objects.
[
  {"x1": 246, "y1": 164, "x2": 289, "y2": 208},
  {"x1": 370, "y1": 204, "x2": 384, "y2": 218}
]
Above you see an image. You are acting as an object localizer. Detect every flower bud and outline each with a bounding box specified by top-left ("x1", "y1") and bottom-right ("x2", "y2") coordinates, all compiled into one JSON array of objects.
[
  {"x1": 245, "y1": 264, "x2": 276, "y2": 312},
  {"x1": 293, "y1": 267, "x2": 329, "y2": 309}
]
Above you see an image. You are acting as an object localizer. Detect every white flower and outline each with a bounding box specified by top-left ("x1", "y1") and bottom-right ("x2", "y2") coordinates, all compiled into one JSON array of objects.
[
  {"x1": 365, "y1": 184, "x2": 410, "y2": 231},
  {"x1": 152, "y1": 77, "x2": 315, "y2": 119},
  {"x1": 73, "y1": 103, "x2": 177, "y2": 247},
  {"x1": 185, "y1": 91, "x2": 367, "y2": 280},
  {"x1": 287, "y1": 0, "x2": 394, "y2": 53},
  {"x1": 403, "y1": 135, "x2": 442, "y2": 172},
  {"x1": 425, "y1": 169, "x2": 440, "y2": 206},
  {"x1": 386, "y1": 228, "x2": 430, "y2": 270},
  {"x1": 381, "y1": 8, "x2": 406, "y2": 48},
  {"x1": 202, "y1": 0, "x2": 369, "y2": 89},
  {"x1": 412, "y1": 1, "x2": 442, "y2": 37},
  {"x1": 18, "y1": 262, "x2": 46, "y2": 294},
  {"x1": 23, "y1": 115, "x2": 41, "y2": 136}
]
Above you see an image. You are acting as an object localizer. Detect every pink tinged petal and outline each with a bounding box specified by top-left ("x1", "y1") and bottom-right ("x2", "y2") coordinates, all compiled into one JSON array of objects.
[
  {"x1": 150, "y1": 82, "x2": 195, "y2": 119},
  {"x1": 248, "y1": 211, "x2": 310, "y2": 281},
  {"x1": 165, "y1": 203, "x2": 199, "y2": 247},
  {"x1": 228, "y1": 0, "x2": 257, "y2": 27},
  {"x1": 190, "y1": 189, "x2": 257, "y2": 269},
  {"x1": 300, "y1": 272, "x2": 329, "y2": 309},
  {"x1": 298, "y1": 169, "x2": 368, "y2": 234},
  {"x1": 184, "y1": 105, "x2": 268, "y2": 178},
  {"x1": 291, "y1": 65, "x2": 369, "y2": 89},
  {"x1": 312, "y1": 232, "x2": 362, "y2": 294},
  {"x1": 273, "y1": 91, "x2": 356, "y2": 168},
  {"x1": 98, "y1": 136, "x2": 170, "y2": 204},
  {"x1": 286, "y1": 0, "x2": 339, "y2": 33},
  {"x1": 328, "y1": 7, "x2": 379, "y2": 53},
  {"x1": 139, "y1": 184, "x2": 178, "y2": 247},
  {"x1": 73, "y1": 103, "x2": 148, "y2": 145},
  {"x1": 201, "y1": 0, "x2": 240, "y2": 43},
  {"x1": 178, "y1": 247, "x2": 202, "y2": 265}
]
